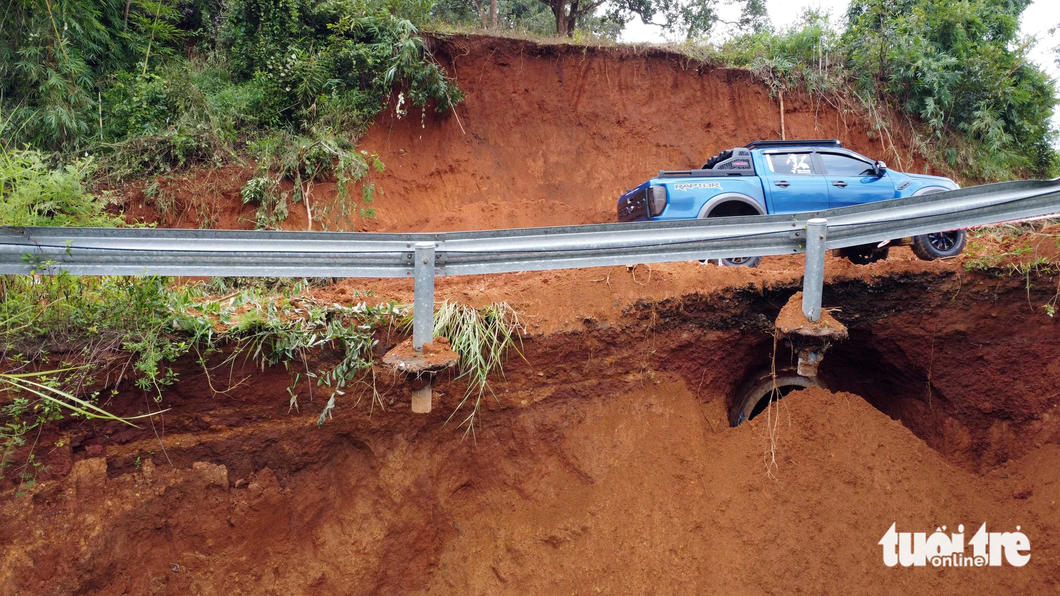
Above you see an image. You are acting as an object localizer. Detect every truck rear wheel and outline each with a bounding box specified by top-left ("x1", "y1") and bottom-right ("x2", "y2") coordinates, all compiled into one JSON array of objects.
[
  {"x1": 911, "y1": 230, "x2": 966, "y2": 261},
  {"x1": 702, "y1": 198, "x2": 765, "y2": 268},
  {"x1": 720, "y1": 256, "x2": 762, "y2": 267}
]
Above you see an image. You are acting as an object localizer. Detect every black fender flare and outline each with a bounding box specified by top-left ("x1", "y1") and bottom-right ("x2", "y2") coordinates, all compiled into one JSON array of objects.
[{"x1": 696, "y1": 193, "x2": 767, "y2": 219}]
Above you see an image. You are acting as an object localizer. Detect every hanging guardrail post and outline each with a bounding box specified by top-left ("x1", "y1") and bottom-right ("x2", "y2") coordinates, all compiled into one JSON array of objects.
[
  {"x1": 783, "y1": 217, "x2": 845, "y2": 378},
  {"x1": 413, "y1": 241, "x2": 437, "y2": 352},
  {"x1": 398, "y1": 241, "x2": 450, "y2": 414},
  {"x1": 802, "y1": 218, "x2": 828, "y2": 322},
  {"x1": 383, "y1": 241, "x2": 457, "y2": 415}
]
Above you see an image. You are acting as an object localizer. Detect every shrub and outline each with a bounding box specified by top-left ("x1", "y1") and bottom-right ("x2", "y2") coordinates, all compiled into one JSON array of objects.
[
  {"x1": 222, "y1": 0, "x2": 463, "y2": 133},
  {"x1": 0, "y1": 0, "x2": 185, "y2": 152},
  {"x1": 1, "y1": 0, "x2": 463, "y2": 188},
  {"x1": 845, "y1": 0, "x2": 1058, "y2": 178},
  {"x1": 0, "y1": 148, "x2": 124, "y2": 228}
]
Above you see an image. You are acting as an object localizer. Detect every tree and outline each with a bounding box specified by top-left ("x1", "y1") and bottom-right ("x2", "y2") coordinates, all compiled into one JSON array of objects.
[
  {"x1": 737, "y1": 0, "x2": 770, "y2": 33},
  {"x1": 844, "y1": 0, "x2": 1057, "y2": 177},
  {"x1": 435, "y1": 0, "x2": 763, "y2": 38},
  {"x1": 538, "y1": 0, "x2": 620, "y2": 37},
  {"x1": 542, "y1": 0, "x2": 736, "y2": 39},
  {"x1": 467, "y1": 0, "x2": 500, "y2": 28}
]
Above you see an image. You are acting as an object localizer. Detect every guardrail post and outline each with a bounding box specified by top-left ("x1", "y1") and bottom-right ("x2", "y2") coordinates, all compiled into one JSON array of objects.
[
  {"x1": 413, "y1": 242, "x2": 436, "y2": 352},
  {"x1": 802, "y1": 218, "x2": 827, "y2": 322}
]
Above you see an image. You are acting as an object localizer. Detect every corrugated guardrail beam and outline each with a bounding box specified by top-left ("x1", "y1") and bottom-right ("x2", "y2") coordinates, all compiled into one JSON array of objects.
[
  {"x1": 4, "y1": 177, "x2": 1057, "y2": 411},
  {"x1": 2, "y1": 177, "x2": 1059, "y2": 366},
  {"x1": 3, "y1": 178, "x2": 1059, "y2": 278}
]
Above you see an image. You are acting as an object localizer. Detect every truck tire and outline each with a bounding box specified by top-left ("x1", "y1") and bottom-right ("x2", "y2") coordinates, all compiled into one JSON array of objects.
[
  {"x1": 911, "y1": 230, "x2": 966, "y2": 261},
  {"x1": 700, "y1": 196, "x2": 765, "y2": 268},
  {"x1": 836, "y1": 244, "x2": 890, "y2": 265},
  {"x1": 720, "y1": 256, "x2": 763, "y2": 268}
]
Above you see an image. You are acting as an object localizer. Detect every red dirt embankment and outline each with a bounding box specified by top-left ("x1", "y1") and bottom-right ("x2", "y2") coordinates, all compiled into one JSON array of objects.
[
  {"x1": 7, "y1": 33, "x2": 1060, "y2": 595},
  {"x1": 363, "y1": 34, "x2": 930, "y2": 232},
  {"x1": 3, "y1": 272, "x2": 1059, "y2": 594},
  {"x1": 2, "y1": 383, "x2": 1057, "y2": 594},
  {"x1": 119, "y1": 34, "x2": 931, "y2": 232}
]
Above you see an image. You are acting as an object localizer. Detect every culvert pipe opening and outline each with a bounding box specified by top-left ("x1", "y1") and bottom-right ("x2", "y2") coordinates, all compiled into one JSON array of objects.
[{"x1": 729, "y1": 367, "x2": 825, "y2": 427}]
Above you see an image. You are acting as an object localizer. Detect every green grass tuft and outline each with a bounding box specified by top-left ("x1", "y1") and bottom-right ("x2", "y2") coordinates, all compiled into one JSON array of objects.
[{"x1": 431, "y1": 301, "x2": 524, "y2": 440}]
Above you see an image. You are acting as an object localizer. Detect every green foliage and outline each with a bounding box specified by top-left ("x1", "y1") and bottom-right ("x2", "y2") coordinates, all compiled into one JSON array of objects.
[
  {"x1": 845, "y1": 0, "x2": 1058, "y2": 179},
  {"x1": 2, "y1": 370, "x2": 163, "y2": 428},
  {"x1": 1, "y1": 265, "x2": 524, "y2": 449},
  {"x1": 0, "y1": 148, "x2": 124, "y2": 227},
  {"x1": 214, "y1": 285, "x2": 404, "y2": 416},
  {"x1": 0, "y1": 273, "x2": 409, "y2": 478},
  {"x1": 221, "y1": 0, "x2": 463, "y2": 132},
  {"x1": 0, "y1": 274, "x2": 199, "y2": 395},
  {"x1": 2, "y1": 0, "x2": 462, "y2": 191},
  {"x1": 434, "y1": 0, "x2": 626, "y2": 39},
  {"x1": 0, "y1": 387, "x2": 63, "y2": 484},
  {"x1": 711, "y1": 10, "x2": 839, "y2": 94},
  {"x1": 0, "y1": 0, "x2": 186, "y2": 152},
  {"x1": 240, "y1": 174, "x2": 289, "y2": 228},
  {"x1": 705, "y1": 3, "x2": 1058, "y2": 182},
  {"x1": 736, "y1": 0, "x2": 770, "y2": 33},
  {"x1": 243, "y1": 131, "x2": 384, "y2": 229},
  {"x1": 434, "y1": 0, "x2": 772, "y2": 39},
  {"x1": 431, "y1": 301, "x2": 523, "y2": 439},
  {"x1": 96, "y1": 63, "x2": 235, "y2": 179}
]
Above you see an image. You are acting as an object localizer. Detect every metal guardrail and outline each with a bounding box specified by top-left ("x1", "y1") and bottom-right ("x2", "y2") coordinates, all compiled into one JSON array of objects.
[
  {"x1": 2, "y1": 178, "x2": 1060, "y2": 339},
  {"x1": 2, "y1": 178, "x2": 1059, "y2": 278}
]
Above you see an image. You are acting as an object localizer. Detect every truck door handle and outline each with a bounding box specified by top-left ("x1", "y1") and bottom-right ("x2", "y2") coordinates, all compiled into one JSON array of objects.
[
  {"x1": 774, "y1": 181, "x2": 790, "y2": 188},
  {"x1": 831, "y1": 181, "x2": 848, "y2": 188}
]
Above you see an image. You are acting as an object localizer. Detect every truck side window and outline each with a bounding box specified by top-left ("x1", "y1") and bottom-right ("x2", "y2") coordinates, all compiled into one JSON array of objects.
[
  {"x1": 766, "y1": 153, "x2": 816, "y2": 175},
  {"x1": 820, "y1": 153, "x2": 876, "y2": 176}
]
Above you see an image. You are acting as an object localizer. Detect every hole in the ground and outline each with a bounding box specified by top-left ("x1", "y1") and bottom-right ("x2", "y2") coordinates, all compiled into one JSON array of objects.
[
  {"x1": 727, "y1": 333, "x2": 943, "y2": 440},
  {"x1": 748, "y1": 384, "x2": 812, "y2": 424},
  {"x1": 727, "y1": 342, "x2": 828, "y2": 427},
  {"x1": 817, "y1": 329, "x2": 952, "y2": 452},
  {"x1": 729, "y1": 363, "x2": 823, "y2": 427},
  {"x1": 727, "y1": 328, "x2": 982, "y2": 470}
]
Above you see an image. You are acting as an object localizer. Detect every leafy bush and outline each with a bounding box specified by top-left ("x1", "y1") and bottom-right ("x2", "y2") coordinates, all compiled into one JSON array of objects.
[
  {"x1": 1, "y1": 0, "x2": 463, "y2": 191},
  {"x1": 0, "y1": 148, "x2": 124, "y2": 228},
  {"x1": 432, "y1": 301, "x2": 523, "y2": 438},
  {"x1": 0, "y1": 272, "x2": 411, "y2": 480},
  {"x1": 222, "y1": 0, "x2": 463, "y2": 132},
  {"x1": 0, "y1": 0, "x2": 185, "y2": 152},
  {"x1": 707, "y1": 3, "x2": 1058, "y2": 181},
  {"x1": 240, "y1": 174, "x2": 288, "y2": 228},
  {"x1": 711, "y1": 11, "x2": 840, "y2": 95},
  {"x1": 845, "y1": 0, "x2": 1058, "y2": 178},
  {"x1": 244, "y1": 131, "x2": 384, "y2": 229}
]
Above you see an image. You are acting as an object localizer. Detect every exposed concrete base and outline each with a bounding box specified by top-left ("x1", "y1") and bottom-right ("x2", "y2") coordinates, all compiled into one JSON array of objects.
[
  {"x1": 381, "y1": 337, "x2": 459, "y2": 414},
  {"x1": 774, "y1": 291, "x2": 849, "y2": 378},
  {"x1": 411, "y1": 384, "x2": 433, "y2": 414}
]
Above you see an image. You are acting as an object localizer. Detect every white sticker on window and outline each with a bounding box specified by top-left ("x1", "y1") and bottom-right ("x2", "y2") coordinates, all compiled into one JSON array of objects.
[{"x1": 769, "y1": 154, "x2": 813, "y2": 175}]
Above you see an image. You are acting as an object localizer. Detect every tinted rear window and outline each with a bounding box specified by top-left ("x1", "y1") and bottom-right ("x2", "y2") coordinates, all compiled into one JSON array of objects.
[{"x1": 766, "y1": 153, "x2": 816, "y2": 175}]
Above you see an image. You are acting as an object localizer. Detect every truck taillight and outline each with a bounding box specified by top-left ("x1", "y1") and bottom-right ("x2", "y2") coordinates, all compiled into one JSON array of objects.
[{"x1": 648, "y1": 185, "x2": 667, "y2": 217}]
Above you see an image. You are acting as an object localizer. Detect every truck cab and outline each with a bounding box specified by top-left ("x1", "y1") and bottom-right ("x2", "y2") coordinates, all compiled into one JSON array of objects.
[{"x1": 616, "y1": 139, "x2": 964, "y2": 265}]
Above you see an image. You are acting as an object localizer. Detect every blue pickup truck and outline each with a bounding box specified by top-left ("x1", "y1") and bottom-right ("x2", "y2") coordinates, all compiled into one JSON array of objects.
[{"x1": 617, "y1": 139, "x2": 966, "y2": 266}]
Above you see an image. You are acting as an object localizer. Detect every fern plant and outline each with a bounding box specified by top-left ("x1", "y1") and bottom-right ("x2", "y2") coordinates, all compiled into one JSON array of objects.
[{"x1": 0, "y1": 147, "x2": 124, "y2": 227}]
